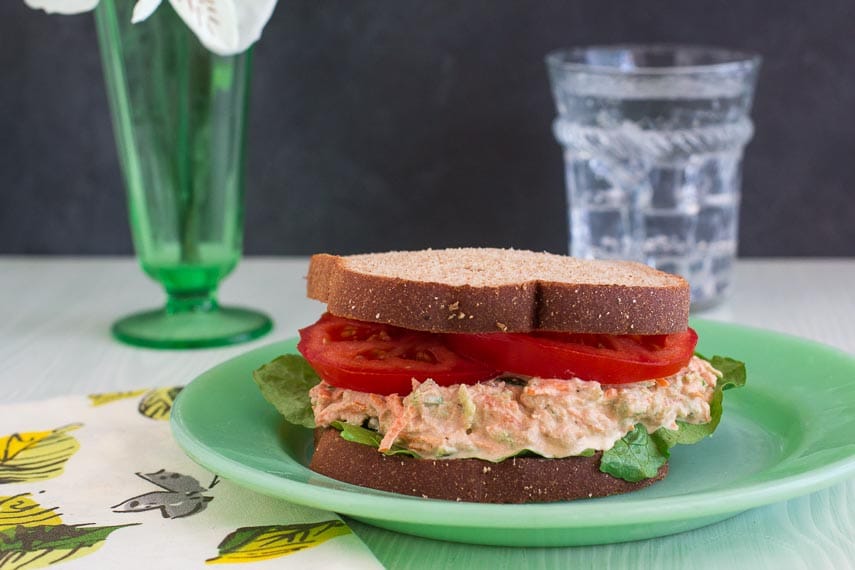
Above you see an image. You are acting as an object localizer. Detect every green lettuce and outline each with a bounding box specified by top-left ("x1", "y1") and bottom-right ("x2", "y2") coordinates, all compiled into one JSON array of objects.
[
  {"x1": 252, "y1": 354, "x2": 321, "y2": 429},
  {"x1": 598, "y1": 424, "x2": 666, "y2": 482},
  {"x1": 599, "y1": 355, "x2": 747, "y2": 482},
  {"x1": 332, "y1": 421, "x2": 420, "y2": 457}
]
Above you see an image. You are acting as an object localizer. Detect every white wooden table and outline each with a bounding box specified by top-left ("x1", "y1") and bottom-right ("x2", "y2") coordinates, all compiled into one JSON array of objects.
[{"x1": 2, "y1": 257, "x2": 854, "y2": 569}]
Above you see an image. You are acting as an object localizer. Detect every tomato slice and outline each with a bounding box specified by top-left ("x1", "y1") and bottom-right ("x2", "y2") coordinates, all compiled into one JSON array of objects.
[
  {"x1": 297, "y1": 313, "x2": 499, "y2": 395},
  {"x1": 444, "y1": 328, "x2": 698, "y2": 384}
]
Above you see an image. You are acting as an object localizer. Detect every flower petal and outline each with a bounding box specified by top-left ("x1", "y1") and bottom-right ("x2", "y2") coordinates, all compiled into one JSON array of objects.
[
  {"x1": 232, "y1": 0, "x2": 278, "y2": 54},
  {"x1": 24, "y1": 0, "x2": 99, "y2": 15},
  {"x1": 168, "y1": 0, "x2": 240, "y2": 56},
  {"x1": 168, "y1": 0, "x2": 277, "y2": 56},
  {"x1": 131, "y1": 0, "x2": 163, "y2": 23}
]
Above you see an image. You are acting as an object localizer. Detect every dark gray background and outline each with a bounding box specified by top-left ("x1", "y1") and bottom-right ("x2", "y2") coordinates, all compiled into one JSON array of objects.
[{"x1": 3, "y1": 1, "x2": 854, "y2": 256}]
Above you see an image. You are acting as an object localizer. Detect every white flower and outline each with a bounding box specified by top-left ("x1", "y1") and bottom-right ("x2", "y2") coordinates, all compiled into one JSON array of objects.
[
  {"x1": 24, "y1": 0, "x2": 278, "y2": 56},
  {"x1": 25, "y1": 0, "x2": 99, "y2": 14}
]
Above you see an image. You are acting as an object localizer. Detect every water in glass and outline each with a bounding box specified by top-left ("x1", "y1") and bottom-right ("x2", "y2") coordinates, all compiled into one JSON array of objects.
[{"x1": 548, "y1": 47, "x2": 760, "y2": 309}]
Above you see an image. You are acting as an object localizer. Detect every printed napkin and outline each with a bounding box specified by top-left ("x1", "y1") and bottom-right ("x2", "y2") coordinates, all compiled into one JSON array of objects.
[{"x1": 0, "y1": 388, "x2": 384, "y2": 569}]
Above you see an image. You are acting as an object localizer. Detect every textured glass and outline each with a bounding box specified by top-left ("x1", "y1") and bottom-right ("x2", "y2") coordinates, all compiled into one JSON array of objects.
[
  {"x1": 546, "y1": 46, "x2": 760, "y2": 310},
  {"x1": 96, "y1": 0, "x2": 271, "y2": 348}
]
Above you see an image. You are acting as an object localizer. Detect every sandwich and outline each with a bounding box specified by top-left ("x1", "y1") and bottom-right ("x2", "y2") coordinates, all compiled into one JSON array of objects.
[{"x1": 253, "y1": 248, "x2": 746, "y2": 503}]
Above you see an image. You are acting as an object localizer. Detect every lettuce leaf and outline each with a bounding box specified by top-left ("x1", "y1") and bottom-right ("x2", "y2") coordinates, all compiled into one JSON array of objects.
[
  {"x1": 598, "y1": 424, "x2": 667, "y2": 482},
  {"x1": 251, "y1": 355, "x2": 422, "y2": 457},
  {"x1": 653, "y1": 355, "x2": 747, "y2": 448},
  {"x1": 332, "y1": 422, "x2": 421, "y2": 457},
  {"x1": 600, "y1": 355, "x2": 747, "y2": 481},
  {"x1": 252, "y1": 354, "x2": 321, "y2": 429}
]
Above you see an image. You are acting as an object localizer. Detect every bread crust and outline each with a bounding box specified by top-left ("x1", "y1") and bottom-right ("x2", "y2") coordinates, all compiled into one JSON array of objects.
[
  {"x1": 309, "y1": 428, "x2": 667, "y2": 503},
  {"x1": 307, "y1": 249, "x2": 689, "y2": 334}
]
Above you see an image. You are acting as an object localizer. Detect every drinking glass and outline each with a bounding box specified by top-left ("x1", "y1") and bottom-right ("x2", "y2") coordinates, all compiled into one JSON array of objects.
[
  {"x1": 95, "y1": 0, "x2": 272, "y2": 348},
  {"x1": 546, "y1": 45, "x2": 761, "y2": 309}
]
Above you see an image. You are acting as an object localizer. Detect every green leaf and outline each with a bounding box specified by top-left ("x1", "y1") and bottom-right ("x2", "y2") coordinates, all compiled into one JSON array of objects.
[
  {"x1": 599, "y1": 425, "x2": 668, "y2": 483},
  {"x1": 653, "y1": 418, "x2": 710, "y2": 448},
  {"x1": 708, "y1": 355, "x2": 747, "y2": 390},
  {"x1": 332, "y1": 422, "x2": 421, "y2": 458},
  {"x1": 0, "y1": 523, "x2": 136, "y2": 552},
  {"x1": 252, "y1": 355, "x2": 321, "y2": 429},
  {"x1": 603, "y1": 355, "x2": 747, "y2": 482},
  {"x1": 206, "y1": 521, "x2": 350, "y2": 563},
  {"x1": 654, "y1": 355, "x2": 747, "y2": 448}
]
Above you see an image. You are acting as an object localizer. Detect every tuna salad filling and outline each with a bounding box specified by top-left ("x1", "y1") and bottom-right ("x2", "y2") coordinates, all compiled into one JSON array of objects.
[{"x1": 310, "y1": 355, "x2": 721, "y2": 462}]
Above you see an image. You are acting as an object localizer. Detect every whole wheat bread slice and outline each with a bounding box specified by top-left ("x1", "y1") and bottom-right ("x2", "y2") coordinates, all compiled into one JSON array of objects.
[
  {"x1": 307, "y1": 248, "x2": 689, "y2": 334},
  {"x1": 310, "y1": 428, "x2": 667, "y2": 503}
]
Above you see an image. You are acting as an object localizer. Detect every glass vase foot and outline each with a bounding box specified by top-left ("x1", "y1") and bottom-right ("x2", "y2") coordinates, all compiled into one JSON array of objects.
[{"x1": 112, "y1": 306, "x2": 273, "y2": 349}]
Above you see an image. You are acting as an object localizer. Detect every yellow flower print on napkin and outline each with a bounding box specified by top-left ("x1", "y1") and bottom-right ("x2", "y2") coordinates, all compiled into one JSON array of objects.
[
  {"x1": 205, "y1": 520, "x2": 351, "y2": 564},
  {"x1": 138, "y1": 387, "x2": 183, "y2": 421},
  {"x1": 0, "y1": 425, "x2": 82, "y2": 485},
  {"x1": 88, "y1": 390, "x2": 147, "y2": 407},
  {"x1": 0, "y1": 493, "x2": 136, "y2": 569}
]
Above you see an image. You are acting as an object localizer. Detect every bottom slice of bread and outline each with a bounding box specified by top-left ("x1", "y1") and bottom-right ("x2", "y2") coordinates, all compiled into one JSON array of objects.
[{"x1": 309, "y1": 428, "x2": 668, "y2": 503}]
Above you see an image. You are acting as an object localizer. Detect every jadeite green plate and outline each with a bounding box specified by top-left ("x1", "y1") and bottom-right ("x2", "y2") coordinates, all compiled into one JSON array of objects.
[{"x1": 171, "y1": 319, "x2": 855, "y2": 547}]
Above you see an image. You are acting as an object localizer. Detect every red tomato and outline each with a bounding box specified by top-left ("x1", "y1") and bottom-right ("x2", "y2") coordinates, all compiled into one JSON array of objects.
[
  {"x1": 297, "y1": 314, "x2": 499, "y2": 395},
  {"x1": 444, "y1": 328, "x2": 698, "y2": 384}
]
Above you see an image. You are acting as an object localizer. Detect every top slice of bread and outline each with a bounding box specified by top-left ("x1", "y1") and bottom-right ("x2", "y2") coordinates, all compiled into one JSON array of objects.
[{"x1": 306, "y1": 248, "x2": 689, "y2": 334}]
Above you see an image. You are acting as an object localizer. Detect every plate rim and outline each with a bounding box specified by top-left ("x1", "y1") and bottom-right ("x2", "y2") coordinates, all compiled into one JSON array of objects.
[{"x1": 171, "y1": 319, "x2": 855, "y2": 531}]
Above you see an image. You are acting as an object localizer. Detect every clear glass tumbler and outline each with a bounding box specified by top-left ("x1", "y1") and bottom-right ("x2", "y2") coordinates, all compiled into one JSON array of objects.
[
  {"x1": 95, "y1": 0, "x2": 272, "y2": 348},
  {"x1": 546, "y1": 45, "x2": 760, "y2": 310}
]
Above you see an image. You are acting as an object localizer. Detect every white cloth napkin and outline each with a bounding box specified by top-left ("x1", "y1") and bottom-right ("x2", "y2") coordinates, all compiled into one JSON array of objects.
[{"x1": 0, "y1": 389, "x2": 384, "y2": 569}]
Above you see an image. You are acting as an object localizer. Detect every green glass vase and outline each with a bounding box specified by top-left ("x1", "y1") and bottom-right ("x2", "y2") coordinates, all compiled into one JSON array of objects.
[{"x1": 95, "y1": 0, "x2": 272, "y2": 349}]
